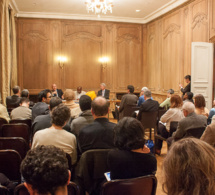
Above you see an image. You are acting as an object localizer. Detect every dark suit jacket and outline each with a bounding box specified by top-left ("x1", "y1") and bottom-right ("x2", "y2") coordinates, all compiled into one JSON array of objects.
[
  {"x1": 78, "y1": 118, "x2": 116, "y2": 154},
  {"x1": 52, "y1": 89, "x2": 64, "y2": 99},
  {"x1": 6, "y1": 95, "x2": 21, "y2": 108},
  {"x1": 137, "y1": 99, "x2": 159, "y2": 120},
  {"x1": 32, "y1": 102, "x2": 49, "y2": 122},
  {"x1": 97, "y1": 89, "x2": 110, "y2": 99},
  {"x1": 181, "y1": 83, "x2": 191, "y2": 96}
]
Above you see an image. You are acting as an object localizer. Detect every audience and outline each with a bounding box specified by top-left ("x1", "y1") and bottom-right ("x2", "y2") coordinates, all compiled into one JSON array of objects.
[
  {"x1": 64, "y1": 89, "x2": 81, "y2": 119},
  {"x1": 70, "y1": 95, "x2": 94, "y2": 137},
  {"x1": 0, "y1": 103, "x2": 10, "y2": 122},
  {"x1": 108, "y1": 117, "x2": 157, "y2": 180},
  {"x1": 75, "y1": 86, "x2": 86, "y2": 100},
  {"x1": 137, "y1": 90, "x2": 159, "y2": 121},
  {"x1": 156, "y1": 95, "x2": 184, "y2": 154},
  {"x1": 21, "y1": 145, "x2": 71, "y2": 195},
  {"x1": 119, "y1": 85, "x2": 138, "y2": 120},
  {"x1": 97, "y1": 83, "x2": 110, "y2": 99},
  {"x1": 32, "y1": 104, "x2": 77, "y2": 165},
  {"x1": 194, "y1": 94, "x2": 209, "y2": 117},
  {"x1": 10, "y1": 97, "x2": 32, "y2": 120},
  {"x1": 183, "y1": 91, "x2": 194, "y2": 103},
  {"x1": 207, "y1": 99, "x2": 215, "y2": 124},
  {"x1": 21, "y1": 89, "x2": 34, "y2": 108},
  {"x1": 163, "y1": 138, "x2": 215, "y2": 195},
  {"x1": 51, "y1": 83, "x2": 63, "y2": 99},
  {"x1": 179, "y1": 75, "x2": 191, "y2": 99},
  {"x1": 78, "y1": 96, "x2": 115, "y2": 154},
  {"x1": 6, "y1": 85, "x2": 21, "y2": 108},
  {"x1": 31, "y1": 89, "x2": 51, "y2": 121},
  {"x1": 159, "y1": 89, "x2": 174, "y2": 109},
  {"x1": 32, "y1": 97, "x2": 71, "y2": 135},
  {"x1": 138, "y1": 87, "x2": 152, "y2": 107}
]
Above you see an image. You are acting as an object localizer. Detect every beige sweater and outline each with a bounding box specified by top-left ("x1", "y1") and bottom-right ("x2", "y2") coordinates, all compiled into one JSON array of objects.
[{"x1": 0, "y1": 104, "x2": 10, "y2": 122}]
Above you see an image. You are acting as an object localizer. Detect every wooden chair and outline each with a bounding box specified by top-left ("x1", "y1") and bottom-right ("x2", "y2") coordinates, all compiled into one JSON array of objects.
[
  {"x1": 1, "y1": 124, "x2": 30, "y2": 146},
  {"x1": 0, "y1": 137, "x2": 28, "y2": 159},
  {"x1": 184, "y1": 127, "x2": 206, "y2": 139},
  {"x1": 119, "y1": 105, "x2": 139, "y2": 120},
  {"x1": 0, "y1": 118, "x2": 8, "y2": 136},
  {"x1": 101, "y1": 175, "x2": 157, "y2": 195},
  {"x1": 0, "y1": 150, "x2": 22, "y2": 183},
  {"x1": 157, "y1": 108, "x2": 166, "y2": 122},
  {"x1": 0, "y1": 185, "x2": 9, "y2": 195}
]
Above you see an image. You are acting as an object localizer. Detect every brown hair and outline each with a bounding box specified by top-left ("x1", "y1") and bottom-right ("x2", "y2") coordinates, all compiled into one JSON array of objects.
[
  {"x1": 170, "y1": 94, "x2": 183, "y2": 108},
  {"x1": 63, "y1": 89, "x2": 75, "y2": 101},
  {"x1": 194, "y1": 94, "x2": 206, "y2": 108},
  {"x1": 91, "y1": 97, "x2": 109, "y2": 116},
  {"x1": 162, "y1": 138, "x2": 215, "y2": 195}
]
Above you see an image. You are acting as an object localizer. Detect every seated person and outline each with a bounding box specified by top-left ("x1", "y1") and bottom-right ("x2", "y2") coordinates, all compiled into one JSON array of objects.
[
  {"x1": 6, "y1": 86, "x2": 21, "y2": 108},
  {"x1": 194, "y1": 94, "x2": 209, "y2": 117},
  {"x1": 159, "y1": 89, "x2": 174, "y2": 109},
  {"x1": 108, "y1": 117, "x2": 157, "y2": 180},
  {"x1": 51, "y1": 83, "x2": 63, "y2": 99},
  {"x1": 70, "y1": 95, "x2": 94, "y2": 137},
  {"x1": 74, "y1": 86, "x2": 86, "y2": 100},
  {"x1": 97, "y1": 83, "x2": 110, "y2": 99},
  {"x1": 64, "y1": 89, "x2": 81, "y2": 119},
  {"x1": 21, "y1": 145, "x2": 71, "y2": 195},
  {"x1": 32, "y1": 97, "x2": 71, "y2": 135},
  {"x1": 207, "y1": 100, "x2": 215, "y2": 124},
  {"x1": 183, "y1": 92, "x2": 194, "y2": 104},
  {"x1": 138, "y1": 87, "x2": 153, "y2": 107},
  {"x1": 163, "y1": 138, "x2": 215, "y2": 195},
  {"x1": 78, "y1": 97, "x2": 115, "y2": 154},
  {"x1": 10, "y1": 97, "x2": 32, "y2": 120},
  {"x1": 0, "y1": 103, "x2": 10, "y2": 122},
  {"x1": 21, "y1": 89, "x2": 34, "y2": 108},
  {"x1": 32, "y1": 104, "x2": 77, "y2": 165}
]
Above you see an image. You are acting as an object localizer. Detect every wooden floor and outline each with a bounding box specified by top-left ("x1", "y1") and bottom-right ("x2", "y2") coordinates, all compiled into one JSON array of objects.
[{"x1": 109, "y1": 117, "x2": 167, "y2": 195}]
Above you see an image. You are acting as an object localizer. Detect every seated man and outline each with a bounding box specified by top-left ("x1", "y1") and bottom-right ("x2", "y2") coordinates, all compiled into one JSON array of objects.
[
  {"x1": 137, "y1": 90, "x2": 159, "y2": 121},
  {"x1": 160, "y1": 89, "x2": 174, "y2": 109},
  {"x1": 21, "y1": 145, "x2": 71, "y2": 195},
  {"x1": 21, "y1": 89, "x2": 34, "y2": 108},
  {"x1": 78, "y1": 97, "x2": 116, "y2": 154},
  {"x1": 51, "y1": 83, "x2": 63, "y2": 99},
  {"x1": 0, "y1": 103, "x2": 10, "y2": 122},
  {"x1": 138, "y1": 87, "x2": 153, "y2": 107},
  {"x1": 74, "y1": 86, "x2": 86, "y2": 100},
  {"x1": 32, "y1": 97, "x2": 71, "y2": 135},
  {"x1": 32, "y1": 89, "x2": 51, "y2": 121},
  {"x1": 6, "y1": 86, "x2": 21, "y2": 108},
  {"x1": 97, "y1": 83, "x2": 110, "y2": 99},
  {"x1": 32, "y1": 104, "x2": 77, "y2": 165},
  {"x1": 10, "y1": 97, "x2": 32, "y2": 120},
  {"x1": 70, "y1": 95, "x2": 94, "y2": 137}
]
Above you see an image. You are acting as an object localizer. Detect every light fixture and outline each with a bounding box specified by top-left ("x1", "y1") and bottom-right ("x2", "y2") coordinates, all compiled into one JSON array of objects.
[
  {"x1": 85, "y1": 0, "x2": 114, "y2": 15},
  {"x1": 99, "y1": 56, "x2": 109, "y2": 63},
  {"x1": 136, "y1": 10, "x2": 141, "y2": 12},
  {"x1": 57, "y1": 56, "x2": 67, "y2": 69}
]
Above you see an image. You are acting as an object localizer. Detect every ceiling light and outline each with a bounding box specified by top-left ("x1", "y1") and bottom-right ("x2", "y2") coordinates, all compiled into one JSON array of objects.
[{"x1": 85, "y1": 0, "x2": 114, "y2": 15}]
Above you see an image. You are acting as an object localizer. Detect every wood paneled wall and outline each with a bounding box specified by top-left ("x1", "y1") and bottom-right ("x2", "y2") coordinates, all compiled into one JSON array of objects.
[{"x1": 17, "y1": 0, "x2": 214, "y2": 103}]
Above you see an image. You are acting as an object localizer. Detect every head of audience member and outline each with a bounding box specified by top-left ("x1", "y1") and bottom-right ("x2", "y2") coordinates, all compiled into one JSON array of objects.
[
  {"x1": 140, "y1": 87, "x2": 148, "y2": 96},
  {"x1": 184, "y1": 92, "x2": 193, "y2": 101},
  {"x1": 170, "y1": 95, "x2": 183, "y2": 108},
  {"x1": 143, "y1": 90, "x2": 151, "y2": 101},
  {"x1": 38, "y1": 89, "x2": 52, "y2": 104},
  {"x1": 162, "y1": 138, "x2": 215, "y2": 195},
  {"x1": 91, "y1": 96, "x2": 109, "y2": 119},
  {"x1": 167, "y1": 89, "x2": 174, "y2": 98},
  {"x1": 63, "y1": 89, "x2": 75, "y2": 102},
  {"x1": 86, "y1": 91, "x2": 97, "y2": 101},
  {"x1": 194, "y1": 94, "x2": 206, "y2": 109},
  {"x1": 182, "y1": 102, "x2": 195, "y2": 117},
  {"x1": 77, "y1": 86, "x2": 82, "y2": 94},
  {"x1": 19, "y1": 97, "x2": 30, "y2": 108},
  {"x1": 21, "y1": 89, "x2": 30, "y2": 98},
  {"x1": 79, "y1": 95, "x2": 92, "y2": 112},
  {"x1": 49, "y1": 97, "x2": 62, "y2": 111},
  {"x1": 52, "y1": 84, "x2": 57, "y2": 91},
  {"x1": 51, "y1": 104, "x2": 71, "y2": 128},
  {"x1": 127, "y1": 85, "x2": 134, "y2": 94},
  {"x1": 13, "y1": 86, "x2": 21, "y2": 96},
  {"x1": 114, "y1": 117, "x2": 145, "y2": 151},
  {"x1": 184, "y1": 75, "x2": 191, "y2": 83},
  {"x1": 100, "y1": 83, "x2": 106, "y2": 91},
  {"x1": 21, "y1": 145, "x2": 70, "y2": 195}
]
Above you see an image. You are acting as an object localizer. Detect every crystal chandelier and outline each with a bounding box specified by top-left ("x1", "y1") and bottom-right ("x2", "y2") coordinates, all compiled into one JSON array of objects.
[{"x1": 85, "y1": 0, "x2": 114, "y2": 15}]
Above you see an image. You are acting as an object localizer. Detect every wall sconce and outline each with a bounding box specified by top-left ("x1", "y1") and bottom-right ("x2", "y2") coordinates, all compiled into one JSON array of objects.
[
  {"x1": 57, "y1": 56, "x2": 67, "y2": 69},
  {"x1": 99, "y1": 57, "x2": 109, "y2": 72}
]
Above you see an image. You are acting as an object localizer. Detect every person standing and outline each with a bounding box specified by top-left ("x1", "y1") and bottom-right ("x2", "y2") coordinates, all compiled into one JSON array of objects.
[{"x1": 179, "y1": 75, "x2": 191, "y2": 99}]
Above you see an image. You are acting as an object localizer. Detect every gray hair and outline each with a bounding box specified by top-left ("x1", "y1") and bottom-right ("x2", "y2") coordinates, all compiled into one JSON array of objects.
[
  {"x1": 141, "y1": 87, "x2": 148, "y2": 92},
  {"x1": 167, "y1": 89, "x2": 174, "y2": 94},
  {"x1": 182, "y1": 102, "x2": 195, "y2": 114},
  {"x1": 144, "y1": 90, "x2": 151, "y2": 98},
  {"x1": 100, "y1": 83, "x2": 106, "y2": 87}
]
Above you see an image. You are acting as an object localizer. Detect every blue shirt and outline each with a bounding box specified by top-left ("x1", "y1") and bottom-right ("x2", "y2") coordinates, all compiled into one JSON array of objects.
[{"x1": 208, "y1": 108, "x2": 215, "y2": 124}]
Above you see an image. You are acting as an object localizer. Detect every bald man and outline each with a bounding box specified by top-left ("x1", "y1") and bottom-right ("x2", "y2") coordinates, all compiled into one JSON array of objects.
[
  {"x1": 51, "y1": 84, "x2": 63, "y2": 99},
  {"x1": 78, "y1": 97, "x2": 115, "y2": 154},
  {"x1": 74, "y1": 86, "x2": 86, "y2": 100}
]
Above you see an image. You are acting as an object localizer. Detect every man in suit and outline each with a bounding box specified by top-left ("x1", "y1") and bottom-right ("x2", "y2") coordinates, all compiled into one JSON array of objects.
[
  {"x1": 137, "y1": 90, "x2": 159, "y2": 121},
  {"x1": 78, "y1": 96, "x2": 116, "y2": 154},
  {"x1": 51, "y1": 83, "x2": 63, "y2": 99},
  {"x1": 97, "y1": 83, "x2": 110, "y2": 99},
  {"x1": 118, "y1": 85, "x2": 138, "y2": 120},
  {"x1": 179, "y1": 75, "x2": 191, "y2": 99},
  {"x1": 6, "y1": 86, "x2": 21, "y2": 108}
]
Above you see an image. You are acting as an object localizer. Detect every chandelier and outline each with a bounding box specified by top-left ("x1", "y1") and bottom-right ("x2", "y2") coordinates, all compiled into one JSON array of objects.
[{"x1": 85, "y1": 0, "x2": 114, "y2": 15}]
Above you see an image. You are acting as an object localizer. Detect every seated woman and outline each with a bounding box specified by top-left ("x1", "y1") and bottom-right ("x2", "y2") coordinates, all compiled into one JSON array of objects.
[
  {"x1": 156, "y1": 94, "x2": 184, "y2": 155},
  {"x1": 194, "y1": 94, "x2": 209, "y2": 117},
  {"x1": 107, "y1": 117, "x2": 157, "y2": 180},
  {"x1": 162, "y1": 138, "x2": 215, "y2": 195}
]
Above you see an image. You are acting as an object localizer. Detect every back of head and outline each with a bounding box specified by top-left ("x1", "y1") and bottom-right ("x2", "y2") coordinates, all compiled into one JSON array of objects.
[
  {"x1": 170, "y1": 95, "x2": 183, "y2": 108},
  {"x1": 21, "y1": 89, "x2": 29, "y2": 98},
  {"x1": 13, "y1": 86, "x2": 20, "y2": 95},
  {"x1": 186, "y1": 92, "x2": 193, "y2": 100},
  {"x1": 50, "y1": 97, "x2": 62, "y2": 111},
  {"x1": 114, "y1": 117, "x2": 145, "y2": 150},
  {"x1": 194, "y1": 94, "x2": 206, "y2": 108},
  {"x1": 63, "y1": 89, "x2": 75, "y2": 101},
  {"x1": 79, "y1": 95, "x2": 92, "y2": 111},
  {"x1": 167, "y1": 89, "x2": 174, "y2": 95},
  {"x1": 182, "y1": 102, "x2": 195, "y2": 114},
  {"x1": 127, "y1": 85, "x2": 134, "y2": 93},
  {"x1": 144, "y1": 89, "x2": 151, "y2": 98},
  {"x1": 38, "y1": 89, "x2": 51, "y2": 102},
  {"x1": 141, "y1": 87, "x2": 148, "y2": 92},
  {"x1": 20, "y1": 97, "x2": 30, "y2": 105},
  {"x1": 184, "y1": 75, "x2": 191, "y2": 81},
  {"x1": 91, "y1": 96, "x2": 109, "y2": 116},
  {"x1": 163, "y1": 138, "x2": 215, "y2": 195},
  {"x1": 51, "y1": 104, "x2": 71, "y2": 127},
  {"x1": 21, "y1": 145, "x2": 69, "y2": 195}
]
